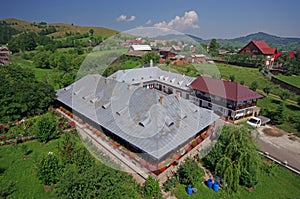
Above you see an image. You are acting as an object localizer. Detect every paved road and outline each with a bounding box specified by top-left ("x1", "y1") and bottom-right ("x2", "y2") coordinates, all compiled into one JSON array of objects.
[{"x1": 255, "y1": 125, "x2": 300, "y2": 171}]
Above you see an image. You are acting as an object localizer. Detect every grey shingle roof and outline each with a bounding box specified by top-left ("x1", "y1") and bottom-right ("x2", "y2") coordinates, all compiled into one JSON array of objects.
[
  {"x1": 57, "y1": 74, "x2": 219, "y2": 161},
  {"x1": 109, "y1": 66, "x2": 195, "y2": 91},
  {"x1": 130, "y1": 45, "x2": 152, "y2": 51}
]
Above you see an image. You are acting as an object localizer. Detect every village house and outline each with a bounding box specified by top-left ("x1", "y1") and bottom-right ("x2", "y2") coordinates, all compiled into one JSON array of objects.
[
  {"x1": 238, "y1": 40, "x2": 277, "y2": 66},
  {"x1": 127, "y1": 44, "x2": 152, "y2": 57},
  {"x1": 129, "y1": 38, "x2": 143, "y2": 45},
  {"x1": 189, "y1": 76, "x2": 263, "y2": 122},
  {"x1": 186, "y1": 54, "x2": 207, "y2": 64},
  {"x1": 158, "y1": 46, "x2": 177, "y2": 62},
  {"x1": 170, "y1": 54, "x2": 188, "y2": 65},
  {"x1": 0, "y1": 46, "x2": 11, "y2": 65}
]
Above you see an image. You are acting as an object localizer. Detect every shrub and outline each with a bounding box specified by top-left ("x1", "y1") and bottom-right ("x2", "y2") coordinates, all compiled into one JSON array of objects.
[
  {"x1": 37, "y1": 153, "x2": 62, "y2": 185},
  {"x1": 163, "y1": 176, "x2": 179, "y2": 191},
  {"x1": 33, "y1": 112, "x2": 58, "y2": 143},
  {"x1": 178, "y1": 158, "x2": 204, "y2": 185},
  {"x1": 250, "y1": 81, "x2": 258, "y2": 91},
  {"x1": 144, "y1": 176, "x2": 162, "y2": 198}
]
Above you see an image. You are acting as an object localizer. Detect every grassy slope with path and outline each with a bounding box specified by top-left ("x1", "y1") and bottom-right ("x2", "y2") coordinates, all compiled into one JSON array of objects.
[{"x1": 9, "y1": 55, "x2": 59, "y2": 89}]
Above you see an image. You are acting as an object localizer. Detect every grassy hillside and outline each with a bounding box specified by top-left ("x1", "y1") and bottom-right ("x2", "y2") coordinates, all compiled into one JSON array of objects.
[{"x1": 2, "y1": 18, "x2": 118, "y2": 38}]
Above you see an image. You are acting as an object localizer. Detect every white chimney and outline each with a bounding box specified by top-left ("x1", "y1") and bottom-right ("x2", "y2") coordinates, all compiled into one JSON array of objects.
[
  {"x1": 128, "y1": 84, "x2": 132, "y2": 90},
  {"x1": 176, "y1": 92, "x2": 181, "y2": 100},
  {"x1": 159, "y1": 96, "x2": 164, "y2": 105}
]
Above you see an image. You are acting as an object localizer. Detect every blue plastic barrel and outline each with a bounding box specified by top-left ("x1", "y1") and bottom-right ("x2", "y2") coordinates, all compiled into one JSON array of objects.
[
  {"x1": 213, "y1": 182, "x2": 219, "y2": 192},
  {"x1": 207, "y1": 179, "x2": 213, "y2": 188},
  {"x1": 187, "y1": 185, "x2": 193, "y2": 195}
]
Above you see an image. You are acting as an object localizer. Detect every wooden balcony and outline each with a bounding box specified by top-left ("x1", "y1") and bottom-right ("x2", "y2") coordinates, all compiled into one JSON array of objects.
[{"x1": 228, "y1": 102, "x2": 257, "y2": 110}]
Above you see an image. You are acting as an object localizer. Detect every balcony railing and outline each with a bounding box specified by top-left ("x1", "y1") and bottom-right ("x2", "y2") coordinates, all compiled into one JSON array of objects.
[{"x1": 227, "y1": 102, "x2": 257, "y2": 110}]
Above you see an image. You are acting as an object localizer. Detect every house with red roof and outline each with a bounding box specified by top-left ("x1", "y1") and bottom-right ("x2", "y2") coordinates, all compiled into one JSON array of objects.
[
  {"x1": 238, "y1": 40, "x2": 277, "y2": 66},
  {"x1": 0, "y1": 46, "x2": 11, "y2": 65},
  {"x1": 189, "y1": 76, "x2": 263, "y2": 122}
]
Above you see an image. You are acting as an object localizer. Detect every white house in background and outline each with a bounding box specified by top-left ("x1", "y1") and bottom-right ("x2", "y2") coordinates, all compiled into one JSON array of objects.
[
  {"x1": 127, "y1": 45, "x2": 152, "y2": 57},
  {"x1": 129, "y1": 45, "x2": 152, "y2": 51}
]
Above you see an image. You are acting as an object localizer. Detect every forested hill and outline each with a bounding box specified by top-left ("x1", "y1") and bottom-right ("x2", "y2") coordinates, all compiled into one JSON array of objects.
[
  {"x1": 0, "y1": 18, "x2": 118, "y2": 44},
  {"x1": 187, "y1": 32, "x2": 300, "y2": 51}
]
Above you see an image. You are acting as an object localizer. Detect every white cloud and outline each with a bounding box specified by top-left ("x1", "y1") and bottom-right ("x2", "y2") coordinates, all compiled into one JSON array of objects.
[
  {"x1": 154, "y1": 11, "x2": 199, "y2": 31},
  {"x1": 116, "y1": 15, "x2": 136, "y2": 22},
  {"x1": 116, "y1": 15, "x2": 127, "y2": 22},
  {"x1": 127, "y1": 16, "x2": 136, "y2": 22},
  {"x1": 146, "y1": 19, "x2": 152, "y2": 25}
]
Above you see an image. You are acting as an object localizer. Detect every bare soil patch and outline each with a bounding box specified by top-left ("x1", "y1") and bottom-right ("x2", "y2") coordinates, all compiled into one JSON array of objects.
[
  {"x1": 44, "y1": 185, "x2": 52, "y2": 192},
  {"x1": 288, "y1": 135, "x2": 297, "y2": 141},
  {"x1": 263, "y1": 127, "x2": 284, "y2": 137}
]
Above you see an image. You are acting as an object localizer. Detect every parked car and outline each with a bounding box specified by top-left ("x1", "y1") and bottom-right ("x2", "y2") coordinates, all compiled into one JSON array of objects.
[{"x1": 247, "y1": 116, "x2": 270, "y2": 128}]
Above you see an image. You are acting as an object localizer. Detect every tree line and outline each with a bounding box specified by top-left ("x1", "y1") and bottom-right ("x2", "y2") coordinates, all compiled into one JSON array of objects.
[{"x1": 7, "y1": 31, "x2": 92, "y2": 53}]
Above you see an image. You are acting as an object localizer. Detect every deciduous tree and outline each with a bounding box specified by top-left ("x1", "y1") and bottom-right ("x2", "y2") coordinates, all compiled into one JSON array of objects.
[
  {"x1": 33, "y1": 112, "x2": 58, "y2": 143},
  {"x1": 141, "y1": 52, "x2": 160, "y2": 64},
  {"x1": 205, "y1": 126, "x2": 262, "y2": 193}
]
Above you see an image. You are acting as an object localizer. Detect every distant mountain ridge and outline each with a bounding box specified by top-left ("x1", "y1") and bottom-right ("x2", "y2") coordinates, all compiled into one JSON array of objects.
[
  {"x1": 187, "y1": 32, "x2": 300, "y2": 51},
  {"x1": 1, "y1": 18, "x2": 299, "y2": 51}
]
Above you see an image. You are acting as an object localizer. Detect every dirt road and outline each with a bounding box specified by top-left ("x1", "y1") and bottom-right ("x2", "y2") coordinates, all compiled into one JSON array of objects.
[{"x1": 254, "y1": 125, "x2": 300, "y2": 171}]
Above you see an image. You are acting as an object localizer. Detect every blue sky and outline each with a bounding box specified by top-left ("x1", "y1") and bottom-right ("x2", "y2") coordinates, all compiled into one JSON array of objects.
[{"x1": 2, "y1": 0, "x2": 300, "y2": 39}]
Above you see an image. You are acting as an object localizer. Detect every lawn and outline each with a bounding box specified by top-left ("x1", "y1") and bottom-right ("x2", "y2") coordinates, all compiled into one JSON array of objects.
[
  {"x1": 10, "y1": 54, "x2": 60, "y2": 89},
  {"x1": 173, "y1": 165, "x2": 300, "y2": 199},
  {"x1": 0, "y1": 139, "x2": 62, "y2": 198},
  {"x1": 275, "y1": 75, "x2": 300, "y2": 88}
]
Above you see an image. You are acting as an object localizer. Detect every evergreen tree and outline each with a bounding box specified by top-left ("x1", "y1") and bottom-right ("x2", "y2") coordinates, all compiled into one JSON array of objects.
[{"x1": 209, "y1": 39, "x2": 219, "y2": 57}]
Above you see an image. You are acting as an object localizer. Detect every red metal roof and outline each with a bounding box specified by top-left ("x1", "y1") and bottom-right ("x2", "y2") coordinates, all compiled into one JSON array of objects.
[
  {"x1": 251, "y1": 40, "x2": 277, "y2": 55},
  {"x1": 189, "y1": 76, "x2": 263, "y2": 102},
  {"x1": 273, "y1": 52, "x2": 282, "y2": 61},
  {"x1": 289, "y1": 51, "x2": 297, "y2": 59}
]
